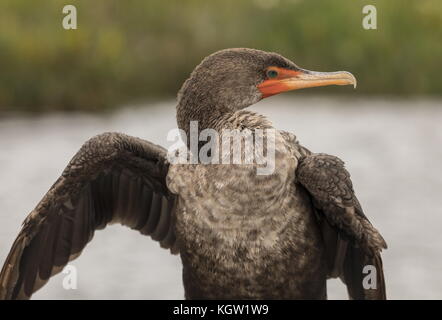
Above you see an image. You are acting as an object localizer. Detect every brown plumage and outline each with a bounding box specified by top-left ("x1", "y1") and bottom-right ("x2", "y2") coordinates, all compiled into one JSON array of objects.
[{"x1": 0, "y1": 48, "x2": 386, "y2": 300}]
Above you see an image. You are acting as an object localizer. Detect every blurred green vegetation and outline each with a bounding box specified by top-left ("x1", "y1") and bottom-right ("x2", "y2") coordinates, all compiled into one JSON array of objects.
[{"x1": 0, "y1": 0, "x2": 441, "y2": 111}]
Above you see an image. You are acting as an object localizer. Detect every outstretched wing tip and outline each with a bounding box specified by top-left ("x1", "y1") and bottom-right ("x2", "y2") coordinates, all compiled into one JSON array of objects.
[{"x1": 0, "y1": 132, "x2": 178, "y2": 300}]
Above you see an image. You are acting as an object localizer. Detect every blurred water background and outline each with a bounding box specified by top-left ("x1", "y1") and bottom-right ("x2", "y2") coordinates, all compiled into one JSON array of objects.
[
  {"x1": 1, "y1": 97, "x2": 442, "y2": 299},
  {"x1": 0, "y1": 0, "x2": 441, "y2": 299}
]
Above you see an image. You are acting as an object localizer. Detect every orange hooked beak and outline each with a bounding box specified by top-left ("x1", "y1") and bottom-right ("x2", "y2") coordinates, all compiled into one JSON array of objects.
[{"x1": 258, "y1": 67, "x2": 357, "y2": 98}]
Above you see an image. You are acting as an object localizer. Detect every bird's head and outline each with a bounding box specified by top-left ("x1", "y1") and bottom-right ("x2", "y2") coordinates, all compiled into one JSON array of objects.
[{"x1": 177, "y1": 48, "x2": 356, "y2": 131}]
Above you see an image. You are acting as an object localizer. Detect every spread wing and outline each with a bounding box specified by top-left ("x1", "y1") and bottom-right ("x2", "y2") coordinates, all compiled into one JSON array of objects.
[
  {"x1": 0, "y1": 132, "x2": 177, "y2": 300},
  {"x1": 297, "y1": 153, "x2": 387, "y2": 300}
]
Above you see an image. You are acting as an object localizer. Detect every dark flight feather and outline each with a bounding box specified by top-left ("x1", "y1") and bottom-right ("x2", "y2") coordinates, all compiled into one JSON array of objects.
[
  {"x1": 0, "y1": 132, "x2": 176, "y2": 300},
  {"x1": 297, "y1": 153, "x2": 387, "y2": 300}
]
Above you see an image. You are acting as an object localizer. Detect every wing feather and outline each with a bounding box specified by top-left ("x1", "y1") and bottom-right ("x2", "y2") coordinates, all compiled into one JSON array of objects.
[
  {"x1": 0, "y1": 132, "x2": 177, "y2": 299},
  {"x1": 297, "y1": 153, "x2": 387, "y2": 300}
]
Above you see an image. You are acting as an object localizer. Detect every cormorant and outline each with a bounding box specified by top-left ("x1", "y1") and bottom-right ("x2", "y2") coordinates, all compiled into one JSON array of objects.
[{"x1": 0, "y1": 48, "x2": 386, "y2": 300}]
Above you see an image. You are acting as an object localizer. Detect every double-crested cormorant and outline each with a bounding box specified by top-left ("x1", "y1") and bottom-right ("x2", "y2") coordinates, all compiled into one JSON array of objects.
[{"x1": 0, "y1": 48, "x2": 386, "y2": 300}]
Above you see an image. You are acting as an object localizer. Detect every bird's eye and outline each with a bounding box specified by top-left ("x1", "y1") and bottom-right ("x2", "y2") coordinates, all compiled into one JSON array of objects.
[{"x1": 266, "y1": 69, "x2": 278, "y2": 79}]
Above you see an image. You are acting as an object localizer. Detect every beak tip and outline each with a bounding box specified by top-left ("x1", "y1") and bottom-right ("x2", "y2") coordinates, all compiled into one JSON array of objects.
[{"x1": 344, "y1": 71, "x2": 357, "y2": 89}]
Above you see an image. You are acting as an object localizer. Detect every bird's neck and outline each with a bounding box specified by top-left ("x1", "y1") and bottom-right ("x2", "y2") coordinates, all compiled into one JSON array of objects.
[
  {"x1": 176, "y1": 101, "x2": 233, "y2": 135},
  {"x1": 177, "y1": 102, "x2": 273, "y2": 139}
]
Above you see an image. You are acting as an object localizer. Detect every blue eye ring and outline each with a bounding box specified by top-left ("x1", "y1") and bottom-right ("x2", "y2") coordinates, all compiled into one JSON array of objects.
[{"x1": 266, "y1": 69, "x2": 278, "y2": 79}]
